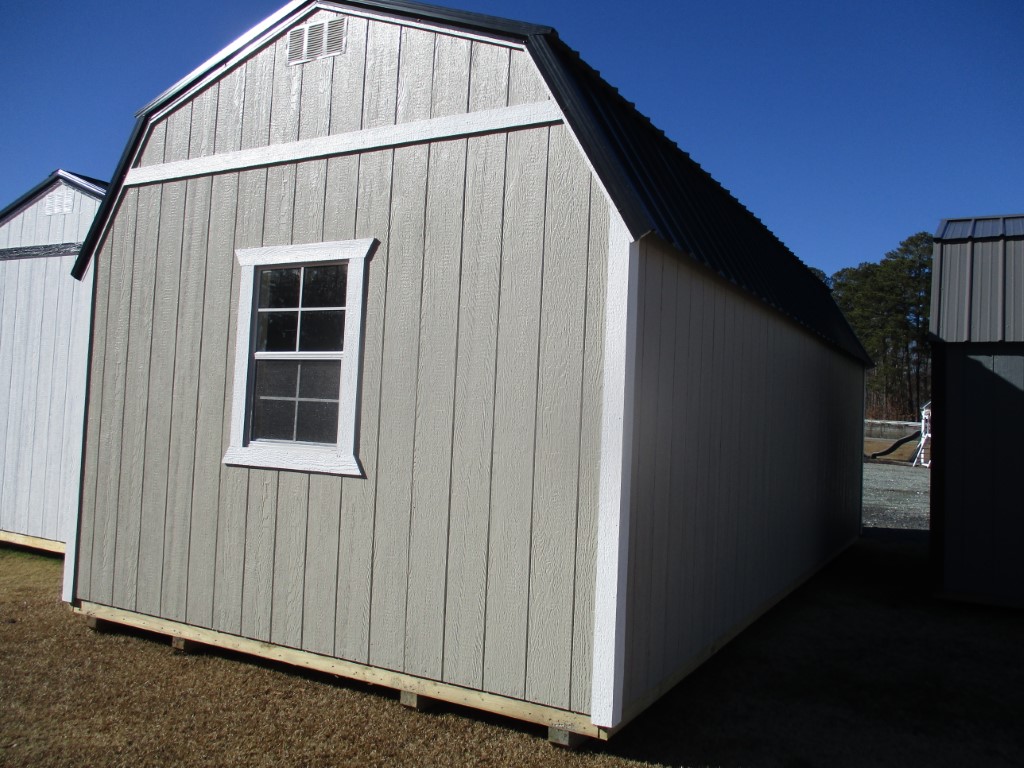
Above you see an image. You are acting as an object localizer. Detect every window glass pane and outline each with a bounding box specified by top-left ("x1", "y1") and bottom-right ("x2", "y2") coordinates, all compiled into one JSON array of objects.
[
  {"x1": 298, "y1": 360, "x2": 341, "y2": 400},
  {"x1": 252, "y1": 397, "x2": 295, "y2": 441},
  {"x1": 296, "y1": 401, "x2": 339, "y2": 443},
  {"x1": 259, "y1": 268, "x2": 300, "y2": 308},
  {"x1": 298, "y1": 310, "x2": 344, "y2": 351},
  {"x1": 302, "y1": 264, "x2": 346, "y2": 308},
  {"x1": 257, "y1": 312, "x2": 298, "y2": 352},
  {"x1": 255, "y1": 360, "x2": 298, "y2": 398}
]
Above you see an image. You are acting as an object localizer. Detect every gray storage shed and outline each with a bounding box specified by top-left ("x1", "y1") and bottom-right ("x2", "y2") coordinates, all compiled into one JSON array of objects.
[
  {"x1": 930, "y1": 215, "x2": 1024, "y2": 607},
  {"x1": 0, "y1": 170, "x2": 104, "y2": 577},
  {"x1": 68, "y1": 0, "x2": 869, "y2": 740}
]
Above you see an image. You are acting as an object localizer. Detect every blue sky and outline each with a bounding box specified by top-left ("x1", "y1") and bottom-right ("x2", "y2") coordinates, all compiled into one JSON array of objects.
[{"x1": 1, "y1": 0, "x2": 1020, "y2": 276}]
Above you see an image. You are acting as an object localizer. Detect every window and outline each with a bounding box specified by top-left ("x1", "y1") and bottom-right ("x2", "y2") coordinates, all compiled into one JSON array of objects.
[{"x1": 224, "y1": 238, "x2": 377, "y2": 475}]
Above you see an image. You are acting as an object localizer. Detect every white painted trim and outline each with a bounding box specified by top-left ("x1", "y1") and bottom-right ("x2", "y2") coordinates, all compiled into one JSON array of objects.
[
  {"x1": 590, "y1": 215, "x2": 639, "y2": 728},
  {"x1": 224, "y1": 238, "x2": 376, "y2": 476},
  {"x1": 128, "y1": 101, "x2": 562, "y2": 186}
]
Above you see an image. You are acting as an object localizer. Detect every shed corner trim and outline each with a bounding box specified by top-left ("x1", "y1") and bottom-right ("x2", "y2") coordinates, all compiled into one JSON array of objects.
[{"x1": 590, "y1": 213, "x2": 638, "y2": 727}]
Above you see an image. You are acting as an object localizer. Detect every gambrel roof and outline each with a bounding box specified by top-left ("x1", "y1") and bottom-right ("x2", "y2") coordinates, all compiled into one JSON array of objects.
[{"x1": 73, "y1": 0, "x2": 869, "y2": 365}]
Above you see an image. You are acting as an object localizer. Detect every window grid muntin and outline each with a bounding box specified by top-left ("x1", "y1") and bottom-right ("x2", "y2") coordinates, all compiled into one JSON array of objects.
[{"x1": 250, "y1": 262, "x2": 345, "y2": 445}]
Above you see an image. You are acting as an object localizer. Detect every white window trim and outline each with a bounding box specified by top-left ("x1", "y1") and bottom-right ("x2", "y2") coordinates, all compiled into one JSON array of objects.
[{"x1": 223, "y1": 238, "x2": 377, "y2": 476}]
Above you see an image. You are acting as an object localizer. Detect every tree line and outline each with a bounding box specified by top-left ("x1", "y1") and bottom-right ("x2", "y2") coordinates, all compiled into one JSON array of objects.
[{"x1": 813, "y1": 232, "x2": 933, "y2": 421}]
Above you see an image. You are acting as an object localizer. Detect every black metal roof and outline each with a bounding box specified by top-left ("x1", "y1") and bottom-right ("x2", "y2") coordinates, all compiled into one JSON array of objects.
[
  {"x1": 73, "y1": 0, "x2": 869, "y2": 365},
  {"x1": 935, "y1": 215, "x2": 1024, "y2": 241},
  {"x1": 0, "y1": 169, "x2": 107, "y2": 225}
]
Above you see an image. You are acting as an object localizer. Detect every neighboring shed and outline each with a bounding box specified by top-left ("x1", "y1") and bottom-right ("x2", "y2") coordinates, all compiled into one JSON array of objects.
[
  {"x1": 68, "y1": 0, "x2": 869, "y2": 741},
  {"x1": 930, "y1": 215, "x2": 1024, "y2": 608},
  {"x1": 0, "y1": 170, "x2": 105, "y2": 573}
]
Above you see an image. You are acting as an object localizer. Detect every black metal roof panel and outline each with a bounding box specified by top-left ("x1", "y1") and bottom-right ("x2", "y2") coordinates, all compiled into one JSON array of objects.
[
  {"x1": 72, "y1": 0, "x2": 869, "y2": 365},
  {"x1": 935, "y1": 215, "x2": 1024, "y2": 241}
]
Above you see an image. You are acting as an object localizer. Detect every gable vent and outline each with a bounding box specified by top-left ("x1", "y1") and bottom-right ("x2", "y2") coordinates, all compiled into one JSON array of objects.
[
  {"x1": 288, "y1": 17, "x2": 347, "y2": 65},
  {"x1": 44, "y1": 185, "x2": 74, "y2": 216}
]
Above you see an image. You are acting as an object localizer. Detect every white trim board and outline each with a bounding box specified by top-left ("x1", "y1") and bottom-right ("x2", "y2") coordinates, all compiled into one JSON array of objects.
[
  {"x1": 590, "y1": 215, "x2": 639, "y2": 728},
  {"x1": 127, "y1": 101, "x2": 562, "y2": 186}
]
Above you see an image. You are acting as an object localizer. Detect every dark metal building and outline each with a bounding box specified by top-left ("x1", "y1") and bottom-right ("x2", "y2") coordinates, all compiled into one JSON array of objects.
[{"x1": 930, "y1": 215, "x2": 1024, "y2": 606}]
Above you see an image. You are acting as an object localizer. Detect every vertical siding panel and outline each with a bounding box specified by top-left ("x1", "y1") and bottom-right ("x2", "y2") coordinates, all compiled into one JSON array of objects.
[
  {"x1": 298, "y1": 45, "x2": 333, "y2": 141},
  {"x1": 163, "y1": 104, "x2": 193, "y2": 164},
  {"x1": 90, "y1": 191, "x2": 139, "y2": 605},
  {"x1": 77, "y1": 239, "x2": 112, "y2": 596},
  {"x1": 139, "y1": 122, "x2": 167, "y2": 167},
  {"x1": 468, "y1": 42, "x2": 510, "y2": 110},
  {"x1": 136, "y1": 180, "x2": 186, "y2": 615},
  {"x1": 370, "y1": 142, "x2": 428, "y2": 671},
  {"x1": 243, "y1": 470, "x2": 277, "y2": 641},
  {"x1": 27, "y1": 257, "x2": 61, "y2": 538},
  {"x1": 9, "y1": 260, "x2": 44, "y2": 537},
  {"x1": 649, "y1": 255, "x2": 677, "y2": 691},
  {"x1": 42, "y1": 258, "x2": 75, "y2": 541},
  {"x1": 269, "y1": 32, "x2": 302, "y2": 146},
  {"x1": 396, "y1": 27, "x2": 435, "y2": 123},
  {"x1": 335, "y1": 149, "x2": 392, "y2": 662},
  {"x1": 188, "y1": 85, "x2": 220, "y2": 159},
  {"x1": 443, "y1": 133, "x2": 504, "y2": 690},
  {"x1": 482, "y1": 127, "x2": 545, "y2": 698},
  {"x1": 161, "y1": 177, "x2": 212, "y2": 622},
  {"x1": 525, "y1": 126, "x2": 590, "y2": 709},
  {"x1": 240, "y1": 46, "x2": 275, "y2": 151},
  {"x1": 0, "y1": 261, "x2": 22, "y2": 533},
  {"x1": 405, "y1": 138, "x2": 465, "y2": 679},
  {"x1": 215, "y1": 66, "x2": 246, "y2": 154},
  {"x1": 570, "y1": 185, "x2": 607, "y2": 713},
  {"x1": 361, "y1": 21, "x2": 400, "y2": 129},
  {"x1": 508, "y1": 49, "x2": 549, "y2": 105},
  {"x1": 189, "y1": 175, "x2": 239, "y2": 629},
  {"x1": 214, "y1": 169, "x2": 265, "y2": 634},
  {"x1": 329, "y1": 15, "x2": 367, "y2": 134},
  {"x1": 112, "y1": 185, "x2": 159, "y2": 609},
  {"x1": 430, "y1": 35, "x2": 470, "y2": 118}
]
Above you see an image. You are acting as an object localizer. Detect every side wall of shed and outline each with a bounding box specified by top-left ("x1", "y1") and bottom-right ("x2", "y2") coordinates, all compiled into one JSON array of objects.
[
  {"x1": 931, "y1": 238, "x2": 1024, "y2": 343},
  {"x1": 0, "y1": 254, "x2": 94, "y2": 545},
  {"x1": 74, "y1": 13, "x2": 606, "y2": 715},
  {"x1": 933, "y1": 343, "x2": 1024, "y2": 607},
  {"x1": 620, "y1": 237, "x2": 864, "y2": 715}
]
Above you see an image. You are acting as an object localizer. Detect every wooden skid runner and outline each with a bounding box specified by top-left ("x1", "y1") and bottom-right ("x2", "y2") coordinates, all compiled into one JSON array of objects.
[
  {"x1": 0, "y1": 530, "x2": 65, "y2": 554},
  {"x1": 75, "y1": 602, "x2": 607, "y2": 740}
]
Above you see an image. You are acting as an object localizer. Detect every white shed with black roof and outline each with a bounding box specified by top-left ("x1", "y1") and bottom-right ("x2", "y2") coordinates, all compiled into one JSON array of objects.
[
  {"x1": 930, "y1": 214, "x2": 1024, "y2": 607},
  {"x1": 0, "y1": 170, "x2": 105, "y2": 569},
  {"x1": 67, "y1": 0, "x2": 869, "y2": 741}
]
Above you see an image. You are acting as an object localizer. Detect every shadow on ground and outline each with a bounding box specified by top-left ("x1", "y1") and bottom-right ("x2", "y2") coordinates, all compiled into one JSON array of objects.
[{"x1": 602, "y1": 526, "x2": 1024, "y2": 767}]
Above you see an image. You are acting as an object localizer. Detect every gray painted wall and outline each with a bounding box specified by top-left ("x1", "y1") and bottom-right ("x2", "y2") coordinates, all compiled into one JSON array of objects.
[
  {"x1": 931, "y1": 237, "x2": 1024, "y2": 343},
  {"x1": 620, "y1": 237, "x2": 864, "y2": 716},
  {"x1": 0, "y1": 184, "x2": 97, "y2": 547},
  {"x1": 935, "y1": 345, "x2": 1024, "y2": 606},
  {"x1": 75, "y1": 12, "x2": 606, "y2": 715}
]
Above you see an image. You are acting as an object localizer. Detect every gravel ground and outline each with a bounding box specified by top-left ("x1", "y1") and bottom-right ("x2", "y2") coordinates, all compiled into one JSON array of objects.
[
  {"x1": 3, "y1": 465, "x2": 1022, "y2": 767},
  {"x1": 862, "y1": 462, "x2": 930, "y2": 530}
]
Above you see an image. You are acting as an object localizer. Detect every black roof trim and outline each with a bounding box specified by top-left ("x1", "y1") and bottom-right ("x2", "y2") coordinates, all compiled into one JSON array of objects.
[
  {"x1": 0, "y1": 169, "x2": 107, "y2": 226},
  {"x1": 0, "y1": 242, "x2": 84, "y2": 262}
]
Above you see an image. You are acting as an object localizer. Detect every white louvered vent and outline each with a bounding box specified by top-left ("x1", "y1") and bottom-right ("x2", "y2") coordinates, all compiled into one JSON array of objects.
[
  {"x1": 288, "y1": 17, "x2": 347, "y2": 65},
  {"x1": 44, "y1": 185, "x2": 74, "y2": 216}
]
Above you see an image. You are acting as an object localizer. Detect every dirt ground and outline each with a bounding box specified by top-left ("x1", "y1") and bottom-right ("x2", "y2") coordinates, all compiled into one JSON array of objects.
[{"x1": 3, "y1": 468, "x2": 1023, "y2": 767}]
